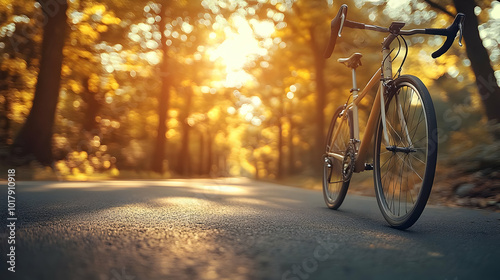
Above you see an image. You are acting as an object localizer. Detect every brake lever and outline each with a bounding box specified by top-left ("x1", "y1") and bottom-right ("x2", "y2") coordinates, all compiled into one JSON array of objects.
[
  {"x1": 458, "y1": 16, "x2": 465, "y2": 47},
  {"x1": 338, "y1": 13, "x2": 345, "y2": 38}
]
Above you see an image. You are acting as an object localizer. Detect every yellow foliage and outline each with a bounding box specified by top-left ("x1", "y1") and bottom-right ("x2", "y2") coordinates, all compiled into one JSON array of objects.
[
  {"x1": 96, "y1": 24, "x2": 108, "y2": 33},
  {"x1": 10, "y1": 93, "x2": 32, "y2": 122},
  {"x1": 1, "y1": 58, "x2": 27, "y2": 73},
  {"x1": 72, "y1": 167, "x2": 80, "y2": 175},
  {"x1": 78, "y1": 23, "x2": 99, "y2": 41},
  {"x1": 167, "y1": 118, "x2": 179, "y2": 129},
  {"x1": 110, "y1": 81, "x2": 119, "y2": 90},
  {"x1": 166, "y1": 129, "x2": 177, "y2": 139},
  {"x1": 75, "y1": 49, "x2": 95, "y2": 61},
  {"x1": 62, "y1": 65, "x2": 72, "y2": 76},
  {"x1": 110, "y1": 168, "x2": 120, "y2": 177},
  {"x1": 88, "y1": 73, "x2": 100, "y2": 92},
  {"x1": 261, "y1": 127, "x2": 276, "y2": 139},
  {"x1": 104, "y1": 76, "x2": 119, "y2": 91},
  {"x1": 56, "y1": 161, "x2": 70, "y2": 176},
  {"x1": 88, "y1": 4, "x2": 106, "y2": 15},
  {"x1": 85, "y1": 166, "x2": 95, "y2": 175},
  {"x1": 79, "y1": 151, "x2": 88, "y2": 159},
  {"x1": 169, "y1": 110, "x2": 179, "y2": 118},
  {"x1": 91, "y1": 156, "x2": 99, "y2": 165},
  {"x1": 207, "y1": 107, "x2": 220, "y2": 121},
  {"x1": 261, "y1": 145, "x2": 273, "y2": 155},
  {"x1": 214, "y1": 131, "x2": 227, "y2": 145},
  {"x1": 101, "y1": 13, "x2": 121, "y2": 25},
  {"x1": 68, "y1": 80, "x2": 82, "y2": 94}
]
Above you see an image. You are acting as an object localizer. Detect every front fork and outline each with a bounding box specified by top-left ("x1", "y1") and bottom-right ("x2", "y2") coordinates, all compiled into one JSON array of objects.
[
  {"x1": 380, "y1": 47, "x2": 413, "y2": 148},
  {"x1": 380, "y1": 80, "x2": 414, "y2": 148},
  {"x1": 380, "y1": 48, "x2": 392, "y2": 147}
]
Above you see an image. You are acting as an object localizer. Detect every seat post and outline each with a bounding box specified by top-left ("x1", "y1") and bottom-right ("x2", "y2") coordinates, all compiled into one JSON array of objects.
[
  {"x1": 351, "y1": 68, "x2": 358, "y2": 94},
  {"x1": 351, "y1": 68, "x2": 360, "y2": 144},
  {"x1": 337, "y1": 53, "x2": 363, "y2": 144}
]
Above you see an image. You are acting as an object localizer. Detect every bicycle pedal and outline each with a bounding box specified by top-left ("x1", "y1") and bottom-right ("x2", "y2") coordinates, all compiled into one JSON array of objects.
[{"x1": 364, "y1": 163, "x2": 373, "y2": 170}]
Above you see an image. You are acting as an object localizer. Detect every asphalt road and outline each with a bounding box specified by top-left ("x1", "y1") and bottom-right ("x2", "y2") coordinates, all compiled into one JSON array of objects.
[{"x1": 1, "y1": 178, "x2": 499, "y2": 280}]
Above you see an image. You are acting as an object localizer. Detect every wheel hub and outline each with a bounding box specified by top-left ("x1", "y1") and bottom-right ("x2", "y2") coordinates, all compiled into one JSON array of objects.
[{"x1": 386, "y1": 145, "x2": 417, "y2": 154}]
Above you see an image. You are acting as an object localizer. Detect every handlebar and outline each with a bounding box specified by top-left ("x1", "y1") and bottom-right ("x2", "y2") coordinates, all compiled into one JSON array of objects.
[
  {"x1": 323, "y1": 4, "x2": 465, "y2": 59},
  {"x1": 425, "y1": 13, "x2": 465, "y2": 58},
  {"x1": 324, "y1": 4, "x2": 348, "y2": 58}
]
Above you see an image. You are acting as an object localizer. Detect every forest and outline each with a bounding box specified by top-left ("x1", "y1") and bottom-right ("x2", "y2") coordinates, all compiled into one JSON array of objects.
[{"x1": 0, "y1": 0, "x2": 499, "y2": 206}]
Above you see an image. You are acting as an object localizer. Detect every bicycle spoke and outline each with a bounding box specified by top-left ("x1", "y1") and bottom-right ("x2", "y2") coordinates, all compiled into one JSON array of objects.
[
  {"x1": 323, "y1": 108, "x2": 352, "y2": 210},
  {"x1": 374, "y1": 79, "x2": 436, "y2": 229},
  {"x1": 407, "y1": 157, "x2": 418, "y2": 205},
  {"x1": 397, "y1": 151, "x2": 424, "y2": 182},
  {"x1": 382, "y1": 154, "x2": 396, "y2": 200},
  {"x1": 409, "y1": 153, "x2": 426, "y2": 165}
]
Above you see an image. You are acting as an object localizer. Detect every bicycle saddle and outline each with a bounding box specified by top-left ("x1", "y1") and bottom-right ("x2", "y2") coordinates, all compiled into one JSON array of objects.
[{"x1": 338, "y1": 53, "x2": 362, "y2": 69}]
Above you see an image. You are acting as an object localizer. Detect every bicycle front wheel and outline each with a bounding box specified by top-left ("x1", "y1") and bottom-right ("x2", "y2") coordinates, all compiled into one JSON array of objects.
[
  {"x1": 373, "y1": 75, "x2": 437, "y2": 229},
  {"x1": 323, "y1": 106, "x2": 352, "y2": 210}
]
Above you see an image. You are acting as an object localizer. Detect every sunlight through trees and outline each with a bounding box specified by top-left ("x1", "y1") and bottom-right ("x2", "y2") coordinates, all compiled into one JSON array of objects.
[{"x1": 1, "y1": 0, "x2": 499, "y2": 183}]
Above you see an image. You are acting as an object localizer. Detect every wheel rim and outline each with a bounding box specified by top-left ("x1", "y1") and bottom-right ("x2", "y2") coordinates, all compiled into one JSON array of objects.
[
  {"x1": 375, "y1": 82, "x2": 430, "y2": 220},
  {"x1": 324, "y1": 113, "x2": 350, "y2": 204}
]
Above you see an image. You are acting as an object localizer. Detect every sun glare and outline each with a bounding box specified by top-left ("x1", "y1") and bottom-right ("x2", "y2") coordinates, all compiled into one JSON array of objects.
[{"x1": 209, "y1": 14, "x2": 276, "y2": 88}]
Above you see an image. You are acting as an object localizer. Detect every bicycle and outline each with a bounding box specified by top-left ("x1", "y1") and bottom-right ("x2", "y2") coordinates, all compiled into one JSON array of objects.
[{"x1": 322, "y1": 4, "x2": 465, "y2": 229}]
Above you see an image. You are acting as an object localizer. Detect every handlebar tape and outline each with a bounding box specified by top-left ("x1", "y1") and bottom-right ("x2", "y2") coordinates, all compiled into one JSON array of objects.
[
  {"x1": 324, "y1": 4, "x2": 348, "y2": 58},
  {"x1": 426, "y1": 13, "x2": 465, "y2": 58}
]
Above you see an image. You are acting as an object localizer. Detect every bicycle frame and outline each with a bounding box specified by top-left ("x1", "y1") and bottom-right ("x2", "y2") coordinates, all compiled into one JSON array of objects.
[
  {"x1": 326, "y1": 9, "x2": 464, "y2": 174},
  {"x1": 327, "y1": 48, "x2": 398, "y2": 173},
  {"x1": 322, "y1": 4, "x2": 463, "y2": 229}
]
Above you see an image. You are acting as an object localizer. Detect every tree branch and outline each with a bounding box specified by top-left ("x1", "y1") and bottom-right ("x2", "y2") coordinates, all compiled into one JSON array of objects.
[{"x1": 423, "y1": 0, "x2": 455, "y2": 17}]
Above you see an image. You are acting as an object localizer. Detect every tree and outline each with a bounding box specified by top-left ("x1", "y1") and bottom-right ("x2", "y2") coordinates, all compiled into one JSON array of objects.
[
  {"x1": 0, "y1": 1, "x2": 41, "y2": 148},
  {"x1": 424, "y1": 0, "x2": 500, "y2": 135},
  {"x1": 289, "y1": 0, "x2": 332, "y2": 171},
  {"x1": 150, "y1": 2, "x2": 171, "y2": 173},
  {"x1": 10, "y1": 0, "x2": 68, "y2": 165},
  {"x1": 149, "y1": 1, "x2": 210, "y2": 174},
  {"x1": 176, "y1": 86, "x2": 193, "y2": 175}
]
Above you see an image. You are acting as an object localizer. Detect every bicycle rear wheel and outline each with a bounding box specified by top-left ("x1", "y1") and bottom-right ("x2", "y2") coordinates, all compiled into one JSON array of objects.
[
  {"x1": 323, "y1": 106, "x2": 352, "y2": 209},
  {"x1": 373, "y1": 75, "x2": 437, "y2": 229}
]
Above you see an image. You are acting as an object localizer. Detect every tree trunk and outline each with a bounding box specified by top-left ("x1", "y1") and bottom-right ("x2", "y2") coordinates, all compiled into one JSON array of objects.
[
  {"x1": 151, "y1": 4, "x2": 171, "y2": 173},
  {"x1": 198, "y1": 131, "x2": 204, "y2": 175},
  {"x1": 277, "y1": 117, "x2": 284, "y2": 179},
  {"x1": 11, "y1": 0, "x2": 68, "y2": 165},
  {"x1": 0, "y1": 71, "x2": 11, "y2": 145},
  {"x1": 177, "y1": 86, "x2": 193, "y2": 176},
  {"x1": 453, "y1": 0, "x2": 500, "y2": 129},
  {"x1": 1, "y1": 95, "x2": 10, "y2": 145},
  {"x1": 287, "y1": 114, "x2": 295, "y2": 175},
  {"x1": 309, "y1": 26, "x2": 327, "y2": 171},
  {"x1": 206, "y1": 133, "x2": 213, "y2": 175},
  {"x1": 254, "y1": 158, "x2": 260, "y2": 179},
  {"x1": 277, "y1": 98, "x2": 284, "y2": 179},
  {"x1": 81, "y1": 76, "x2": 102, "y2": 133}
]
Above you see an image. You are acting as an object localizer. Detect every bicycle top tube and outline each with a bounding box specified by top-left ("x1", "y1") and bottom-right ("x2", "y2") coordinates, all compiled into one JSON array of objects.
[{"x1": 324, "y1": 4, "x2": 465, "y2": 59}]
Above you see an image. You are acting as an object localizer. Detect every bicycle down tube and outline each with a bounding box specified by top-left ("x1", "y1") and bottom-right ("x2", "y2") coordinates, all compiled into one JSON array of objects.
[{"x1": 327, "y1": 67, "x2": 383, "y2": 173}]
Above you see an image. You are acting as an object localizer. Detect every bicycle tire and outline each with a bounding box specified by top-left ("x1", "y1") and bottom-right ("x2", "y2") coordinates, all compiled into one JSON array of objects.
[
  {"x1": 323, "y1": 105, "x2": 352, "y2": 210},
  {"x1": 373, "y1": 75, "x2": 437, "y2": 229}
]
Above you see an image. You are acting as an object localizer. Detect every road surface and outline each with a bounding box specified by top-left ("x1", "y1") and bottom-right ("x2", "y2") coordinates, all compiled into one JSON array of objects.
[{"x1": 1, "y1": 178, "x2": 499, "y2": 280}]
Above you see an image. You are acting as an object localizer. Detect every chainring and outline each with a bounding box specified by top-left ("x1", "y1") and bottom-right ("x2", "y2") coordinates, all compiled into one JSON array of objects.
[{"x1": 342, "y1": 143, "x2": 356, "y2": 182}]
